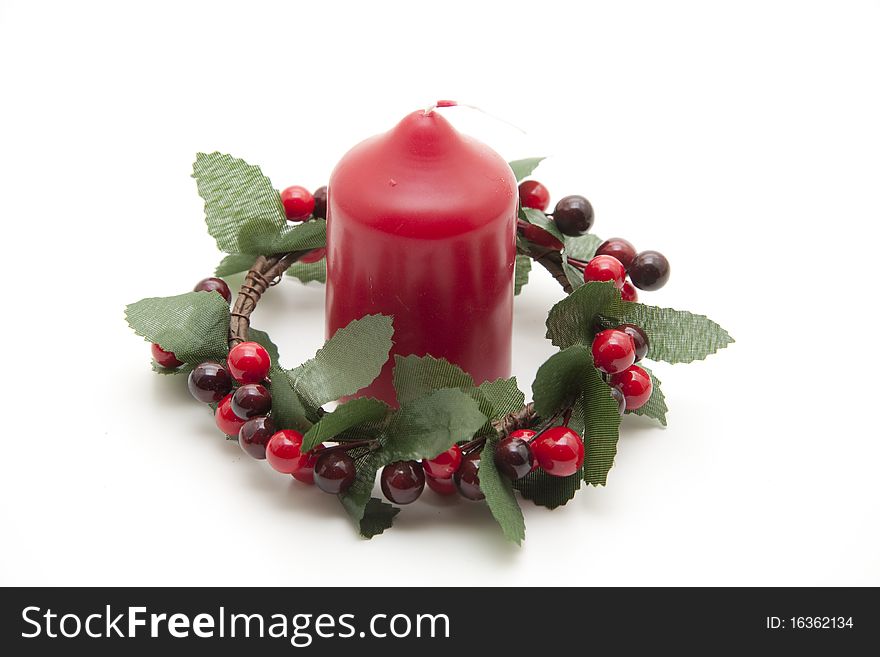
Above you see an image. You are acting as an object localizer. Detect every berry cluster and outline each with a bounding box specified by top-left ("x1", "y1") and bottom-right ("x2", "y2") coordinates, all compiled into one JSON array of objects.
[{"x1": 592, "y1": 323, "x2": 653, "y2": 413}]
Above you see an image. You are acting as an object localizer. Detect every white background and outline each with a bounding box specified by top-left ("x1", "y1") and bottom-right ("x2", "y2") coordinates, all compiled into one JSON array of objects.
[{"x1": 1, "y1": 0, "x2": 878, "y2": 586}]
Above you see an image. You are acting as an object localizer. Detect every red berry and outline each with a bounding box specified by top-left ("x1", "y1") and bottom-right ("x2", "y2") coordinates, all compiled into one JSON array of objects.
[
  {"x1": 381, "y1": 460, "x2": 426, "y2": 505},
  {"x1": 292, "y1": 444, "x2": 325, "y2": 484},
  {"x1": 238, "y1": 416, "x2": 275, "y2": 459},
  {"x1": 629, "y1": 250, "x2": 670, "y2": 291},
  {"x1": 188, "y1": 362, "x2": 232, "y2": 403},
  {"x1": 231, "y1": 383, "x2": 272, "y2": 419},
  {"x1": 227, "y1": 341, "x2": 271, "y2": 384},
  {"x1": 616, "y1": 323, "x2": 649, "y2": 362},
  {"x1": 595, "y1": 238, "x2": 637, "y2": 270},
  {"x1": 299, "y1": 247, "x2": 326, "y2": 264},
  {"x1": 610, "y1": 365, "x2": 653, "y2": 410},
  {"x1": 312, "y1": 186, "x2": 328, "y2": 219},
  {"x1": 280, "y1": 185, "x2": 315, "y2": 221},
  {"x1": 591, "y1": 329, "x2": 636, "y2": 375},
  {"x1": 454, "y1": 451, "x2": 484, "y2": 500},
  {"x1": 193, "y1": 277, "x2": 232, "y2": 304},
  {"x1": 423, "y1": 444, "x2": 462, "y2": 480},
  {"x1": 532, "y1": 426, "x2": 585, "y2": 477},
  {"x1": 151, "y1": 343, "x2": 182, "y2": 369},
  {"x1": 620, "y1": 280, "x2": 638, "y2": 302},
  {"x1": 313, "y1": 451, "x2": 356, "y2": 494},
  {"x1": 517, "y1": 219, "x2": 564, "y2": 251},
  {"x1": 215, "y1": 394, "x2": 247, "y2": 436},
  {"x1": 266, "y1": 429, "x2": 305, "y2": 474},
  {"x1": 509, "y1": 429, "x2": 539, "y2": 472},
  {"x1": 583, "y1": 255, "x2": 627, "y2": 289},
  {"x1": 425, "y1": 474, "x2": 457, "y2": 496},
  {"x1": 518, "y1": 180, "x2": 551, "y2": 212}
]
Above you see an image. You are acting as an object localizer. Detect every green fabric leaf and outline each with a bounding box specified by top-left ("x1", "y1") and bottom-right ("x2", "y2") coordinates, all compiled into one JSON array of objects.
[
  {"x1": 562, "y1": 257, "x2": 586, "y2": 291},
  {"x1": 472, "y1": 377, "x2": 526, "y2": 421},
  {"x1": 242, "y1": 219, "x2": 326, "y2": 255},
  {"x1": 514, "y1": 254, "x2": 531, "y2": 295},
  {"x1": 286, "y1": 257, "x2": 327, "y2": 284},
  {"x1": 248, "y1": 327, "x2": 280, "y2": 365},
  {"x1": 339, "y1": 449, "x2": 382, "y2": 527},
  {"x1": 151, "y1": 361, "x2": 194, "y2": 375},
  {"x1": 480, "y1": 437, "x2": 526, "y2": 545},
  {"x1": 215, "y1": 253, "x2": 255, "y2": 277},
  {"x1": 509, "y1": 157, "x2": 545, "y2": 182},
  {"x1": 563, "y1": 233, "x2": 603, "y2": 261},
  {"x1": 532, "y1": 346, "x2": 590, "y2": 418},
  {"x1": 289, "y1": 315, "x2": 394, "y2": 409},
  {"x1": 513, "y1": 468, "x2": 582, "y2": 509},
  {"x1": 521, "y1": 207, "x2": 565, "y2": 243},
  {"x1": 545, "y1": 281, "x2": 623, "y2": 349},
  {"x1": 627, "y1": 365, "x2": 668, "y2": 426},
  {"x1": 357, "y1": 498, "x2": 400, "y2": 539},
  {"x1": 302, "y1": 397, "x2": 390, "y2": 452},
  {"x1": 269, "y1": 366, "x2": 311, "y2": 432},
  {"x1": 192, "y1": 152, "x2": 286, "y2": 255},
  {"x1": 125, "y1": 291, "x2": 230, "y2": 363}
]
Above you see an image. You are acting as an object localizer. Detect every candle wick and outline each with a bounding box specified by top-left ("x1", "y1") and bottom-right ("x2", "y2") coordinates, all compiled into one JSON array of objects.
[{"x1": 422, "y1": 100, "x2": 527, "y2": 134}]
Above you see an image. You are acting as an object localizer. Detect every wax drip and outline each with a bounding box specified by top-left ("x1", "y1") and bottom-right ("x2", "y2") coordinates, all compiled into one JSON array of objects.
[{"x1": 423, "y1": 99, "x2": 527, "y2": 134}]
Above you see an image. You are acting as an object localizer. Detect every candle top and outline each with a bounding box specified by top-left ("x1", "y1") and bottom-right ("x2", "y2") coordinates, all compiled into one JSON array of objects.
[{"x1": 330, "y1": 110, "x2": 516, "y2": 239}]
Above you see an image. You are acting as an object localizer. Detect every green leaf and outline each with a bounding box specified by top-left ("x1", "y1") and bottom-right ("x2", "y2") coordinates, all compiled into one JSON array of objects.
[
  {"x1": 289, "y1": 315, "x2": 394, "y2": 409},
  {"x1": 215, "y1": 253, "x2": 255, "y2": 277},
  {"x1": 192, "y1": 152, "x2": 286, "y2": 255},
  {"x1": 286, "y1": 257, "x2": 327, "y2": 284},
  {"x1": 563, "y1": 233, "x2": 603, "y2": 261},
  {"x1": 269, "y1": 366, "x2": 311, "y2": 432},
  {"x1": 242, "y1": 218, "x2": 326, "y2": 255},
  {"x1": 248, "y1": 327, "x2": 280, "y2": 365},
  {"x1": 472, "y1": 377, "x2": 526, "y2": 421},
  {"x1": 545, "y1": 281, "x2": 622, "y2": 349},
  {"x1": 514, "y1": 254, "x2": 531, "y2": 295},
  {"x1": 126, "y1": 291, "x2": 230, "y2": 363},
  {"x1": 521, "y1": 207, "x2": 565, "y2": 244},
  {"x1": 302, "y1": 397, "x2": 390, "y2": 452},
  {"x1": 513, "y1": 468, "x2": 582, "y2": 509},
  {"x1": 562, "y1": 256, "x2": 586, "y2": 291},
  {"x1": 508, "y1": 157, "x2": 545, "y2": 182},
  {"x1": 532, "y1": 346, "x2": 590, "y2": 418},
  {"x1": 339, "y1": 450, "x2": 381, "y2": 526},
  {"x1": 627, "y1": 365, "x2": 668, "y2": 426},
  {"x1": 357, "y1": 498, "x2": 399, "y2": 539},
  {"x1": 479, "y1": 437, "x2": 525, "y2": 545}
]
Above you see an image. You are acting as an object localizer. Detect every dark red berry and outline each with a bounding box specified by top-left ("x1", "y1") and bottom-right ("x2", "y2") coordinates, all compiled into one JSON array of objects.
[
  {"x1": 518, "y1": 180, "x2": 551, "y2": 212},
  {"x1": 610, "y1": 387, "x2": 626, "y2": 415},
  {"x1": 595, "y1": 238, "x2": 637, "y2": 270},
  {"x1": 299, "y1": 247, "x2": 326, "y2": 264},
  {"x1": 313, "y1": 451, "x2": 357, "y2": 494},
  {"x1": 454, "y1": 451, "x2": 484, "y2": 500},
  {"x1": 517, "y1": 219, "x2": 564, "y2": 251},
  {"x1": 151, "y1": 343, "x2": 182, "y2": 369},
  {"x1": 238, "y1": 416, "x2": 276, "y2": 460},
  {"x1": 610, "y1": 365, "x2": 653, "y2": 410},
  {"x1": 188, "y1": 362, "x2": 232, "y2": 402},
  {"x1": 592, "y1": 329, "x2": 636, "y2": 375},
  {"x1": 215, "y1": 394, "x2": 247, "y2": 436},
  {"x1": 193, "y1": 277, "x2": 232, "y2": 304},
  {"x1": 231, "y1": 383, "x2": 272, "y2": 420},
  {"x1": 616, "y1": 324, "x2": 649, "y2": 362},
  {"x1": 620, "y1": 280, "x2": 638, "y2": 302},
  {"x1": 227, "y1": 341, "x2": 271, "y2": 384},
  {"x1": 292, "y1": 445, "x2": 325, "y2": 484},
  {"x1": 312, "y1": 186, "x2": 328, "y2": 219},
  {"x1": 423, "y1": 444, "x2": 462, "y2": 480},
  {"x1": 381, "y1": 460, "x2": 426, "y2": 505},
  {"x1": 583, "y1": 255, "x2": 627, "y2": 289},
  {"x1": 425, "y1": 474, "x2": 457, "y2": 496},
  {"x1": 509, "y1": 429, "x2": 539, "y2": 472},
  {"x1": 532, "y1": 426, "x2": 585, "y2": 477},
  {"x1": 266, "y1": 429, "x2": 304, "y2": 474},
  {"x1": 552, "y1": 195, "x2": 593, "y2": 236},
  {"x1": 629, "y1": 250, "x2": 670, "y2": 291},
  {"x1": 280, "y1": 185, "x2": 315, "y2": 221},
  {"x1": 494, "y1": 436, "x2": 534, "y2": 480}
]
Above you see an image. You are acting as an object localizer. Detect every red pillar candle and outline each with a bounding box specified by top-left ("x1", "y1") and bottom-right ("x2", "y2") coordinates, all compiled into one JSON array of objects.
[{"x1": 326, "y1": 109, "x2": 517, "y2": 405}]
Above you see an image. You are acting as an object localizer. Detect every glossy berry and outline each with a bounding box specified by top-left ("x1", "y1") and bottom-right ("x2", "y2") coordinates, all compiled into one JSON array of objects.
[
  {"x1": 187, "y1": 361, "x2": 232, "y2": 402},
  {"x1": 292, "y1": 445, "x2": 325, "y2": 485},
  {"x1": 215, "y1": 394, "x2": 247, "y2": 436},
  {"x1": 517, "y1": 219, "x2": 564, "y2": 251},
  {"x1": 227, "y1": 341, "x2": 271, "y2": 384},
  {"x1": 312, "y1": 186, "x2": 328, "y2": 219},
  {"x1": 629, "y1": 250, "x2": 670, "y2": 291},
  {"x1": 552, "y1": 195, "x2": 594, "y2": 236},
  {"x1": 151, "y1": 343, "x2": 182, "y2": 369},
  {"x1": 620, "y1": 280, "x2": 638, "y2": 302},
  {"x1": 425, "y1": 474, "x2": 457, "y2": 496},
  {"x1": 193, "y1": 277, "x2": 232, "y2": 304},
  {"x1": 423, "y1": 444, "x2": 463, "y2": 480},
  {"x1": 595, "y1": 238, "x2": 637, "y2": 270},
  {"x1": 238, "y1": 416, "x2": 276, "y2": 460},
  {"x1": 454, "y1": 451, "x2": 484, "y2": 500},
  {"x1": 299, "y1": 247, "x2": 326, "y2": 264},
  {"x1": 494, "y1": 435, "x2": 534, "y2": 480},
  {"x1": 518, "y1": 180, "x2": 551, "y2": 212},
  {"x1": 313, "y1": 451, "x2": 357, "y2": 494},
  {"x1": 231, "y1": 383, "x2": 272, "y2": 419},
  {"x1": 610, "y1": 387, "x2": 626, "y2": 415},
  {"x1": 583, "y1": 255, "x2": 627, "y2": 289},
  {"x1": 616, "y1": 323, "x2": 649, "y2": 362},
  {"x1": 532, "y1": 426, "x2": 585, "y2": 477},
  {"x1": 266, "y1": 429, "x2": 305, "y2": 474},
  {"x1": 592, "y1": 329, "x2": 636, "y2": 375},
  {"x1": 509, "y1": 429, "x2": 539, "y2": 472},
  {"x1": 381, "y1": 460, "x2": 426, "y2": 505},
  {"x1": 280, "y1": 185, "x2": 315, "y2": 221},
  {"x1": 610, "y1": 365, "x2": 653, "y2": 410}
]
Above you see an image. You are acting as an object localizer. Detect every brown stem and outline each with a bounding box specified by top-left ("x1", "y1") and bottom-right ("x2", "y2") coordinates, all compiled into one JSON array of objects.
[
  {"x1": 518, "y1": 244, "x2": 573, "y2": 294},
  {"x1": 492, "y1": 402, "x2": 538, "y2": 437}
]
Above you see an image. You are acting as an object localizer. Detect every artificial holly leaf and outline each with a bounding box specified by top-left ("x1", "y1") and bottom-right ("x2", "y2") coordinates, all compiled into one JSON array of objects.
[
  {"x1": 125, "y1": 291, "x2": 230, "y2": 364},
  {"x1": 357, "y1": 498, "x2": 399, "y2": 539},
  {"x1": 479, "y1": 437, "x2": 526, "y2": 545},
  {"x1": 339, "y1": 448, "x2": 382, "y2": 528},
  {"x1": 562, "y1": 233, "x2": 603, "y2": 261},
  {"x1": 289, "y1": 314, "x2": 394, "y2": 409},
  {"x1": 514, "y1": 254, "x2": 532, "y2": 295},
  {"x1": 215, "y1": 253, "x2": 255, "y2": 277},
  {"x1": 151, "y1": 361, "x2": 194, "y2": 376},
  {"x1": 269, "y1": 366, "x2": 311, "y2": 433},
  {"x1": 626, "y1": 365, "x2": 668, "y2": 426},
  {"x1": 192, "y1": 152, "x2": 286, "y2": 255},
  {"x1": 302, "y1": 397, "x2": 390, "y2": 452},
  {"x1": 562, "y1": 256, "x2": 586, "y2": 291},
  {"x1": 248, "y1": 327, "x2": 280, "y2": 365},
  {"x1": 241, "y1": 218, "x2": 327, "y2": 255},
  {"x1": 472, "y1": 377, "x2": 526, "y2": 421},
  {"x1": 513, "y1": 468, "x2": 582, "y2": 509},
  {"x1": 521, "y1": 207, "x2": 566, "y2": 244},
  {"x1": 531, "y1": 345, "x2": 591, "y2": 418},
  {"x1": 286, "y1": 257, "x2": 327, "y2": 284},
  {"x1": 508, "y1": 157, "x2": 545, "y2": 182},
  {"x1": 544, "y1": 281, "x2": 622, "y2": 349}
]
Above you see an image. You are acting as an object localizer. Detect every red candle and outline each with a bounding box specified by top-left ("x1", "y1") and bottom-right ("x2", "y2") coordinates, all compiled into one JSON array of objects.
[{"x1": 326, "y1": 109, "x2": 517, "y2": 405}]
